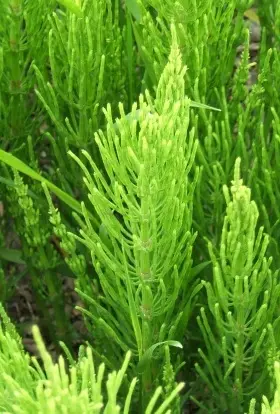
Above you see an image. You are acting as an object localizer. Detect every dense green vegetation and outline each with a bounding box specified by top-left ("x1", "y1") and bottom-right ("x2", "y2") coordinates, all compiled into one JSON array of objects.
[{"x1": 1, "y1": 1, "x2": 280, "y2": 412}]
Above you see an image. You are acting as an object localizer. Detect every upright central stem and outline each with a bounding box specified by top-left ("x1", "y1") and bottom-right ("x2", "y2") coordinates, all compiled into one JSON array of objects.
[
  {"x1": 233, "y1": 276, "x2": 245, "y2": 412},
  {"x1": 139, "y1": 165, "x2": 153, "y2": 408}
]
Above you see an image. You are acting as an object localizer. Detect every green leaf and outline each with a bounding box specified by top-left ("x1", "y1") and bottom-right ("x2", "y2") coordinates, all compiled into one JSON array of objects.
[
  {"x1": 190, "y1": 261, "x2": 211, "y2": 280},
  {"x1": 125, "y1": 0, "x2": 142, "y2": 21},
  {"x1": 190, "y1": 101, "x2": 221, "y2": 111},
  {"x1": 0, "y1": 149, "x2": 97, "y2": 226},
  {"x1": 137, "y1": 340, "x2": 183, "y2": 374},
  {"x1": 57, "y1": 0, "x2": 83, "y2": 17},
  {"x1": 0, "y1": 248, "x2": 26, "y2": 265}
]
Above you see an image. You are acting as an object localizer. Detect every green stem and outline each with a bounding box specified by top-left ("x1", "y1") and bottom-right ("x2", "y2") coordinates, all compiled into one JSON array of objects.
[
  {"x1": 233, "y1": 283, "x2": 245, "y2": 412},
  {"x1": 8, "y1": 1, "x2": 23, "y2": 141},
  {"x1": 140, "y1": 182, "x2": 153, "y2": 409}
]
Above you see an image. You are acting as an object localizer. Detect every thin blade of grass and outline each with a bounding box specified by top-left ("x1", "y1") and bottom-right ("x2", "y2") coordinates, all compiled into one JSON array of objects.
[{"x1": 0, "y1": 149, "x2": 97, "y2": 225}]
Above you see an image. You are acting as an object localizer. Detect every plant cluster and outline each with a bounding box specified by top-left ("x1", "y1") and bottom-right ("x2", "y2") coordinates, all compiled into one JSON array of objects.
[{"x1": 1, "y1": 0, "x2": 280, "y2": 412}]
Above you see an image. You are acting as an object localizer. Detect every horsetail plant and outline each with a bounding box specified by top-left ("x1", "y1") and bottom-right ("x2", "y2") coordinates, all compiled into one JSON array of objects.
[
  {"x1": 127, "y1": 0, "x2": 252, "y2": 255},
  {"x1": 34, "y1": 0, "x2": 131, "y2": 151},
  {"x1": 2, "y1": 0, "x2": 280, "y2": 411},
  {"x1": 194, "y1": 158, "x2": 280, "y2": 413},
  {"x1": 248, "y1": 361, "x2": 280, "y2": 414},
  {"x1": 6, "y1": 169, "x2": 72, "y2": 347},
  {"x1": 130, "y1": 0, "x2": 248, "y2": 99},
  {"x1": 0, "y1": 304, "x2": 184, "y2": 413},
  {"x1": 30, "y1": 0, "x2": 136, "y2": 211},
  {"x1": 47, "y1": 26, "x2": 201, "y2": 409},
  {"x1": 0, "y1": 0, "x2": 54, "y2": 150}
]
